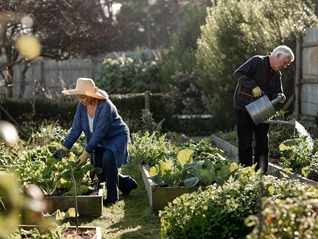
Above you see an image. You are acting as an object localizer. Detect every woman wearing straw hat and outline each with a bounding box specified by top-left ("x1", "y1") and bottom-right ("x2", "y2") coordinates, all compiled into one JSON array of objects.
[{"x1": 52, "y1": 77, "x2": 137, "y2": 206}]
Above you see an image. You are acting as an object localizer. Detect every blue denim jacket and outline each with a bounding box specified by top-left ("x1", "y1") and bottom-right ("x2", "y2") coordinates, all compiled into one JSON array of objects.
[{"x1": 62, "y1": 99, "x2": 129, "y2": 168}]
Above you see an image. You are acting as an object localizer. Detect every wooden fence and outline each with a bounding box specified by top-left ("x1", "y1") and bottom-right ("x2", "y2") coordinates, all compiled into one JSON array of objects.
[
  {"x1": 0, "y1": 49, "x2": 162, "y2": 98},
  {"x1": 1, "y1": 27, "x2": 318, "y2": 127},
  {"x1": 297, "y1": 26, "x2": 318, "y2": 127}
]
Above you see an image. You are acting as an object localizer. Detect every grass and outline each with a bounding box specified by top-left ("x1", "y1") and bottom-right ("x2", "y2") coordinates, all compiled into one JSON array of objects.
[
  {"x1": 66, "y1": 163, "x2": 161, "y2": 239},
  {"x1": 65, "y1": 135, "x2": 215, "y2": 239}
]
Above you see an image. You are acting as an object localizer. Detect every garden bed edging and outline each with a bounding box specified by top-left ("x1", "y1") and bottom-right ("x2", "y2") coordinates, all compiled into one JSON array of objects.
[
  {"x1": 138, "y1": 164, "x2": 200, "y2": 212},
  {"x1": 211, "y1": 134, "x2": 318, "y2": 187},
  {"x1": 18, "y1": 225, "x2": 102, "y2": 239},
  {"x1": 44, "y1": 183, "x2": 105, "y2": 217}
]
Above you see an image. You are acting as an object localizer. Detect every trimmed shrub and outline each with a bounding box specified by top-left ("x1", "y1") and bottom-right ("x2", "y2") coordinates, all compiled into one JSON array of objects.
[{"x1": 159, "y1": 166, "x2": 318, "y2": 239}]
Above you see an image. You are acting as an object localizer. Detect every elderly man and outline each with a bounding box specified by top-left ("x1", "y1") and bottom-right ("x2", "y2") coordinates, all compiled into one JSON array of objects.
[{"x1": 233, "y1": 45, "x2": 294, "y2": 174}]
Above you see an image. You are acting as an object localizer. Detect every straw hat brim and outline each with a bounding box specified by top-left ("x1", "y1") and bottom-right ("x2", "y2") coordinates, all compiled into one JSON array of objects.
[{"x1": 62, "y1": 89, "x2": 107, "y2": 99}]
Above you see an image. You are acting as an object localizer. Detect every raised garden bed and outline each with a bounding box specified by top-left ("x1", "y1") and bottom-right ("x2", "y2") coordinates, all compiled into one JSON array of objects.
[
  {"x1": 211, "y1": 134, "x2": 318, "y2": 187},
  {"x1": 44, "y1": 183, "x2": 105, "y2": 217},
  {"x1": 18, "y1": 225, "x2": 102, "y2": 239},
  {"x1": 138, "y1": 164, "x2": 200, "y2": 212}
]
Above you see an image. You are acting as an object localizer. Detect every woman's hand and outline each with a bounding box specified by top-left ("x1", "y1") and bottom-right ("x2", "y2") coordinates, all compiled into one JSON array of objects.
[
  {"x1": 77, "y1": 151, "x2": 90, "y2": 167},
  {"x1": 52, "y1": 146, "x2": 68, "y2": 161}
]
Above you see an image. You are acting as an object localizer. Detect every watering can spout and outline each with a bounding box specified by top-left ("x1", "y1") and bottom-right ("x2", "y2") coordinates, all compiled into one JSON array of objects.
[{"x1": 262, "y1": 118, "x2": 296, "y2": 127}]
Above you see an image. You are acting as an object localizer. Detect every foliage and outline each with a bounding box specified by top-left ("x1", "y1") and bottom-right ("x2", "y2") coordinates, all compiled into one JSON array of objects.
[
  {"x1": 160, "y1": 50, "x2": 183, "y2": 88},
  {"x1": 180, "y1": 138, "x2": 225, "y2": 159},
  {"x1": 114, "y1": 0, "x2": 209, "y2": 51},
  {"x1": 159, "y1": 166, "x2": 318, "y2": 239},
  {"x1": 129, "y1": 131, "x2": 179, "y2": 167},
  {"x1": 246, "y1": 184, "x2": 318, "y2": 238},
  {"x1": 0, "y1": 124, "x2": 101, "y2": 196},
  {"x1": 279, "y1": 136, "x2": 314, "y2": 173},
  {"x1": 214, "y1": 126, "x2": 238, "y2": 145},
  {"x1": 94, "y1": 57, "x2": 162, "y2": 94},
  {"x1": 140, "y1": 109, "x2": 165, "y2": 134},
  {"x1": 149, "y1": 149, "x2": 240, "y2": 187},
  {"x1": 23, "y1": 151, "x2": 102, "y2": 196},
  {"x1": 268, "y1": 111, "x2": 298, "y2": 158},
  {"x1": 0, "y1": 171, "x2": 76, "y2": 239},
  {"x1": 0, "y1": 93, "x2": 177, "y2": 135},
  {"x1": 196, "y1": 0, "x2": 318, "y2": 118},
  {"x1": 177, "y1": 113, "x2": 236, "y2": 134},
  {"x1": 0, "y1": 172, "x2": 22, "y2": 238},
  {"x1": 168, "y1": 69, "x2": 207, "y2": 114},
  {"x1": 160, "y1": 4, "x2": 207, "y2": 112},
  {"x1": 1, "y1": 0, "x2": 120, "y2": 98}
]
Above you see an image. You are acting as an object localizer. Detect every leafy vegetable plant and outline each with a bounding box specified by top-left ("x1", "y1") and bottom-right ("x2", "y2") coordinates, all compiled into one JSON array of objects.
[
  {"x1": 23, "y1": 152, "x2": 102, "y2": 196},
  {"x1": 149, "y1": 149, "x2": 240, "y2": 187}
]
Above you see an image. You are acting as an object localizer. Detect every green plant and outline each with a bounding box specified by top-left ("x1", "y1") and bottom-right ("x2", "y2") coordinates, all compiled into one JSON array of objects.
[
  {"x1": 168, "y1": 69, "x2": 206, "y2": 115},
  {"x1": 140, "y1": 109, "x2": 165, "y2": 134},
  {"x1": 0, "y1": 141, "x2": 102, "y2": 196},
  {"x1": 0, "y1": 172, "x2": 22, "y2": 238},
  {"x1": 129, "y1": 131, "x2": 179, "y2": 167},
  {"x1": 196, "y1": 0, "x2": 317, "y2": 119},
  {"x1": 94, "y1": 57, "x2": 162, "y2": 94},
  {"x1": 23, "y1": 150, "x2": 102, "y2": 196},
  {"x1": 181, "y1": 138, "x2": 225, "y2": 159},
  {"x1": 246, "y1": 183, "x2": 318, "y2": 238},
  {"x1": 279, "y1": 135, "x2": 315, "y2": 173},
  {"x1": 268, "y1": 111, "x2": 297, "y2": 158},
  {"x1": 149, "y1": 149, "x2": 240, "y2": 187},
  {"x1": 0, "y1": 171, "x2": 77, "y2": 239},
  {"x1": 159, "y1": 165, "x2": 318, "y2": 239}
]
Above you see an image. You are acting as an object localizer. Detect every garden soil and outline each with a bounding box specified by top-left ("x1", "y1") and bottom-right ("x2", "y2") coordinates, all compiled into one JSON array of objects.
[{"x1": 63, "y1": 228, "x2": 96, "y2": 238}]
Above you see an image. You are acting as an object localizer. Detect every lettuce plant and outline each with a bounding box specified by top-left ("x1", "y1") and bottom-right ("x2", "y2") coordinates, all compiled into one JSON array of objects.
[
  {"x1": 149, "y1": 149, "x2": 241, "y2": 187},
  {"x1": 24, "y1": 152, "x2": 102, "y2": 196}
]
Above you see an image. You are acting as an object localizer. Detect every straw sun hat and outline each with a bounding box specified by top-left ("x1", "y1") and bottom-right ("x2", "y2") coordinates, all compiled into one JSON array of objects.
[{"x1": 62, "y1": 78, "x2": 107, "y2": 100}]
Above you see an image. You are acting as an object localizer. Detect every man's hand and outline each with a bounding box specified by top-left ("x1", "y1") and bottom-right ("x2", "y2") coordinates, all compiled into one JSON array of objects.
[
  {"x1": 77, "y1": 151, "x2": 90, "y2": 167},
  {"x1": 52, "y1": 146, "x2": 68, "y2": 161},
  {"x1": 278, "y1": 93, "x2": 286, "y2": 103},
  {"x1": 252, "y1": 86, "x2": 262, "y2": 98}
]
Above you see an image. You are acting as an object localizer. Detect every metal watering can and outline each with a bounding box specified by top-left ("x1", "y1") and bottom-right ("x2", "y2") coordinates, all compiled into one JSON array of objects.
[{"x1": 245, "y1": 94, "x2": 296, "y2": 126}]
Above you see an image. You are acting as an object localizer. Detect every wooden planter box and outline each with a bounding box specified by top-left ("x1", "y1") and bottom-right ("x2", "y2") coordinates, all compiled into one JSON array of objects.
[
  {"x1": 18, "y1": 225, "x2": 101, "y2": 239},
  {"x1": 44, "y1": 183, "x2": 105, "y2": 217},
  {"x1": 138, "y1": 164, "x2": 200, "y2": 212},
  {"x1": 211, "y1": 134, "x2": 318, "y2": 187}
]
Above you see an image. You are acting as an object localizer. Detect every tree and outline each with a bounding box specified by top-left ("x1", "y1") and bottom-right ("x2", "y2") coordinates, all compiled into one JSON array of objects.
[
  {"x1": 196, "y1": 0, "x2": 318, "y2": 118},
  {"x1": 0, "y1": 0, "x2": 120, "y2": 98},
  {"x1": 114, "y1": 0, "x2": 209, "y2": 51},
  {"x1": 159, "y1": 4, "x2": 208, "y2": 114}
]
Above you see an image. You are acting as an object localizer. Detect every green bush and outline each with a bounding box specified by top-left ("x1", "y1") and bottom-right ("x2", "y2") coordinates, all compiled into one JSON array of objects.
[
  {"x1": 168, "y1": 69, "x2": 206, "y2": 115},
  {"x1": 0, "y1": 93, "x2": 235, "y2": 137},
  {"x1": 94, "y1": 57, "x2": 162, "y2": 94},
  {"x1": 196, "y1": 0, "x2": 317, "y2": 119},
  {"x1": 159, "y1": 5, "x2": 207, "y2": 111},
  {"x1": 159, "y1": 166, "x2": 318, "y2": 239},
  {"x1": 0, "y1": 93, "x2": 176, "y2": 136},
  {"x1": 177, "y1": 114, "x2": 235, "y2": 135},
  {"x1": 268, "y1": 111, "x2": 298, "y2": 158},
  {"x1": 246, "y1": 184, "x2": 318, "y2": 238}
]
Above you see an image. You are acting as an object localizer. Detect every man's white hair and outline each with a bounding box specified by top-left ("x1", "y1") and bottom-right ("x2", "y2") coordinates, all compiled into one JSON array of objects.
[{"x1": 271, "y1": 45, "x2": 295, "y2": 62}]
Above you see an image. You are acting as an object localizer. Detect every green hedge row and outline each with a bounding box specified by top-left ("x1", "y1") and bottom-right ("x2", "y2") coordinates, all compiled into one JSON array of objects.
[{"x1": 0, "y1": 94, "x2": 235, "y2": 137}]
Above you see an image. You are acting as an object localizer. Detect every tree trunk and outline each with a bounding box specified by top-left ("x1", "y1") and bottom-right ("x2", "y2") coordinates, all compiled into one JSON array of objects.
[
  {"x1": 5, "y1": 67, "x2": 13, "y2": 98},
  {"x1": 19, "y1": 61, "x2": 31, "y2": 98}
]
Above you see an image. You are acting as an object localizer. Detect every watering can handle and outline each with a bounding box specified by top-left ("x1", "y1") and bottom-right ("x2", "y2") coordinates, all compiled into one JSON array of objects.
[{"x1": 251, "y1": 90, "x2": 265, "y2": 102}]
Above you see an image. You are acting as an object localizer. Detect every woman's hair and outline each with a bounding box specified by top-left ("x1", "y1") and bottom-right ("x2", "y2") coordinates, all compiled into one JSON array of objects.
[
  {"x1": 271, "y1": 45, "x2": 295, "y2": 62},
  {"x1": 77, "y1": 95, "x2": 93, "y2": 100}
]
